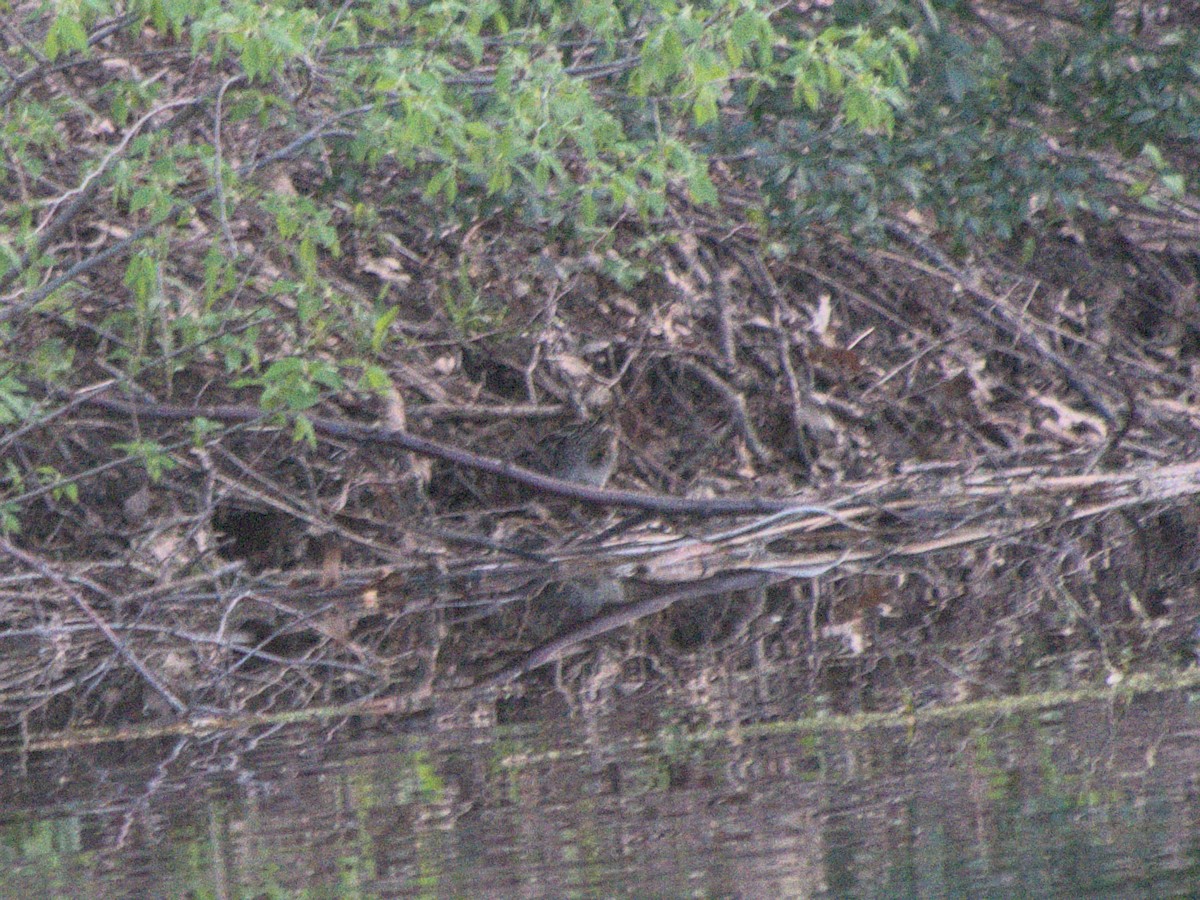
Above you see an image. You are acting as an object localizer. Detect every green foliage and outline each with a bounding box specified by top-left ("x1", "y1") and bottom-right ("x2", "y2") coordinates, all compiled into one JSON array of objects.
[
  {"x1": 113, "y1": 249, "x2": 174, "y2": 375},
  {"x1": 31, "y1": 339, "x2": 75, "y2": 385},
  {"x1": 189, "y1": 417, "x2": 225, "y2": 447},
  {"x1": 262, "y1": 192, "x2": 341, "y2": 282},
  {"x1": 784, "y1": 26, "x2": 917, "y2": 135},
  {"x1": 2, "y1": 0, "x2": 1195, "y2": 315},
  {"x1": 44, "y1": 13, "x2": 90, "y2": 60},
  {"x1": 1132, "y1": 143, "x2": 1187, "y2": 209},
  {"x1": 1, "y1": 95, "x2": 67, "y2": 187},
  {"x1": 0, "y1": 501, "x2": 19, "y2": 535},
  {"x1": 0, "y1": 375, "x2": 35, "y2": 426},
  {"x1": 752, "y1": 3, "x2": 1200, "y2": 242},
  {"x1": 247, "y1": 356, "x2": 346, "y2": 413},
  {"x1": 332, "y1": 0, "x2": 920, "y2": 228},
  {"x1": 442, "y1": 267, "x2": 505, "y2": 336},
  {"x1": 114, "y1": 440, "x2": 178, "y2": 481},
  {"x1": 34, "y1": 466, "x2": 79, "y2": 504},
  {"x1": 358, "y1": 363, "x2": 394, "y2": 396},
  {"x1": 2, "y1": 0, "x2": 920, "y2": 345},
  {"x1": 0, "y1": 0, "x2": 1195, "y2": 505}
]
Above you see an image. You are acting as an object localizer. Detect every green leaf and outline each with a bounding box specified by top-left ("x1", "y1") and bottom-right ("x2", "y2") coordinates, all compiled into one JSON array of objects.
[
  {"x1": 424, "y1": 166, "x2": 457, "y2": 201},
  {"x1": 1140, "y1": 143, "x2": 1165, "y2": 169},
  {"x1": 129, "y1": 185, "x2": 160, "y2": 215},
  {"x1": 1161, "y1": 172, "x2": 1186, "y2": 197},
  {"x1": 293, "y1": 414, "x2": 317, "y2": 448},
  {"x1": 359, "y1": 365, "x2": 393, "y2": 394},
  {"x1": 693, "y1": 87, "x2": 719, "y2": 127},
  {"x1": 0, "y1": 376, "x2": 33, "y2": 426},
  {"x1": 190, "y1": 417, "x2": 224, "y2": 446},
  {"x1": 687, "y1": 166, "x2": 718, "y2": 207},
  {"x1": 371, "y1": 307, "x2": 400, "y2": 354},
  {"x1": 45, "y1": 16, "x2": 89, "y2": 60},
  {"x1": 0, "y1": 502, "x2": 21, "y2": 536},
  {"x1": 115, "y1": 441, "x2": 178, "y2": 482}
]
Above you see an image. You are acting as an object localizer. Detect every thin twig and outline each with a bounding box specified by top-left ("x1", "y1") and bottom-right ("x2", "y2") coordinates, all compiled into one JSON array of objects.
[{"x1": 1, "y1": 539, "x2": 188, "y2": 715}]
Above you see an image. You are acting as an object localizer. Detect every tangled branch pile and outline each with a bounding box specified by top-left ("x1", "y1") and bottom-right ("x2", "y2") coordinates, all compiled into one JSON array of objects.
[{"x1": 3, "y1": 0, "x2": 1200, "y2": 735}]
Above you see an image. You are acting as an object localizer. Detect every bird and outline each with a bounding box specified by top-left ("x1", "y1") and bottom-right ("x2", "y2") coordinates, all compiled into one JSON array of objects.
[
  {"x1": 543, "y1": 575, "x2": 626, "y2": 620},
  {"x1": 543, "y1": 419, "x2": 619, "y2": 487}
]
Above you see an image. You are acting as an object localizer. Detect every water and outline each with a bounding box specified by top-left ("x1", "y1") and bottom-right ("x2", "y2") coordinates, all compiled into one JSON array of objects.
[{"x1": 4, "y1": 682, "x2": 1200, "y2": 898}]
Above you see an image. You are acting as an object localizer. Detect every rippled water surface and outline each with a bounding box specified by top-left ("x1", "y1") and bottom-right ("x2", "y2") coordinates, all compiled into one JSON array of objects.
[{"x1": 5, "y1": 681, "x2": 1200, "y2": 898}]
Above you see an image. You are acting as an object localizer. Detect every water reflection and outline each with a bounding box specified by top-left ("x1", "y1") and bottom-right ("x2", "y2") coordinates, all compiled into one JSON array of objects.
[{"x1": 4, "y1": 685, "x2": 1200, "y2": 897}]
